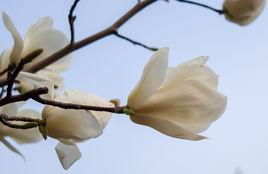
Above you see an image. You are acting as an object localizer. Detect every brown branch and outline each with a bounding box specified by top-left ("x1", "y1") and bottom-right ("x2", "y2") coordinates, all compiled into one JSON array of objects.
[
  {"x1": 33, "y1": 96, "x2": 125, "y2": 114},
  {"x1": 6, "y1": 49, "x2": 43, "y2": 98},
  {"x1": 68, "y1": 0, "x2": 81, "y2": 44},
  {"x1": 0, "y1": 87, "x2": 48, "y2": 107},
  {"x1": 0, "y1": 114, "x2": 44, "y2": 129},
  {"x1": 114, "y1": 32, "x2": 158, "y2": 51},
  {"x1": 175, "y1": 0, "x2": 225, "y2": 15},
  {"x1": 2, "y1": 0, "x2": 157, "y2": 81}
]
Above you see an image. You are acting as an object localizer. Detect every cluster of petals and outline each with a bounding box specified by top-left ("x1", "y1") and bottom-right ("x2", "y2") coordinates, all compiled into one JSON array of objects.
[
  {"x1": 223, "y1": 0, "x2": 266, "y2": 25},
  {"x1": 42, "y1": 90, "x2": 113, "y2": 169},
  {"x1": 127, "y1": 48, "x2": 227, "y2": 140},
  {"x1": 1, "y1": 12, "x2": 70, "y2": 89}
]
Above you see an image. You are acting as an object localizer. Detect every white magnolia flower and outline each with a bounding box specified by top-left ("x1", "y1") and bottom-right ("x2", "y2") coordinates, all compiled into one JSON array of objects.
[
  {"x1": 223, "y1": 0, "x2": 266, "y2": 25},
  {"x1": 42, "y1": 90, "x2": 113, "y2": 169},
  {"x1": 127, "y1": 48, "x2": 227, "y2": 140},
  {"x1": 1, "y1": 12, "x2": 70, "y2": 88},
  {"x1": 0, "y1": 104, "x2": 42, "y2": 158}
]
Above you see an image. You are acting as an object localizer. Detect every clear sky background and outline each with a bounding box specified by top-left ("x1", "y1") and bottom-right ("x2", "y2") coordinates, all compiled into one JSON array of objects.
[{"x1": 0, "y1": 0, "x2": 267, "y2": 174}]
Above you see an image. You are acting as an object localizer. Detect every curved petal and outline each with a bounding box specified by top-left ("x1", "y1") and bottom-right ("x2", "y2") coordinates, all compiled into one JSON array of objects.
[
  {"x1": 24, "y1": 17, "x2": 53, "y2": 40},
  {"x1": 2, "y1": 12, "x2": 23, "y2": 65},
  {"x1": 0, "y1": 50, "x2": 10, "y2": 73},
  {"x1": 128, "y1": 48, "x2": 169, "y2": 110},
  {"x1": 64, "y1": 90, "x2": 114, "y2": 129},
  {"x1": 6, "y1": 109, "x2": 42, "y2": 144},
  {"x1": 43, "y1": 94, "x2": 103, "y2": 142},
  {"x1": 17, "y1": 72, "x2": 55, "y2": 100},
  {"x1": 130, "y1": 115, "x2": 205, "y2": 140},
  {"x1": 136, "y1": 79, "x2": 227, "y2": 134},
  {"x1": 1, "y1": 103, "x2": 19, "y2": 116},
  {"x1": 55, "y1": 142, "x2": 81, "y2": 170},
  {"x1": 0, "y1": 137, "x2": 24, "y2": 159},
  {"x1": 21, "y1": 29, "x2": 70, "y2": 71},
  {"x1": 163, "y1": 56, "x2": 218, "y2": 88},
  {"x1": 37, "y1": 70, "x2": 64, "y2": 90}
]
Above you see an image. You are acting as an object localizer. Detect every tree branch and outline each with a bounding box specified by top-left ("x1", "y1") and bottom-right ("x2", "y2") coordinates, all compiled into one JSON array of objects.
[
  {"x1": 6, "y1": 49, "x2": 43, "y2": 98},
  {"x1": 0, "y1": 87, "x2": 48, "y2": 107},
  {"x1": 0, "y1": 0, "x2": 158, "y2": 88},
  {"x1": 0, "y1": 114, "x2": 44, "y2": 129},
  {"x1": 33, "y1": 96, "x2": 125, "y2": 114},
  {"x1": 175, "y1": 0, "x2": 225, "y2": 15},
  {"x1": 114, "y1": 31, "x2": 158, "y2": 51},
  {"x1": 68, "y1": 0, "x2": 81, "y2": 44}
]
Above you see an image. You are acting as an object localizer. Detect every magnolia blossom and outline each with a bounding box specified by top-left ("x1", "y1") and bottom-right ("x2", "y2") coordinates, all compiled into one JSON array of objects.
[
  {"x1": 1, "y1": 12, "x2": 70, "y2": 88},
  {"x1": 42, "y1": 90, "x2": 113, "y2": 169},
  {"x1": 0, "y1": 104, "x2": 42, "y2": 158},
  {"x1": 223, "y1": 0, "x2": 266, "y2": 25},
  {"x1": 127, "y1": 48, "x2": 227, "y2": 140}
]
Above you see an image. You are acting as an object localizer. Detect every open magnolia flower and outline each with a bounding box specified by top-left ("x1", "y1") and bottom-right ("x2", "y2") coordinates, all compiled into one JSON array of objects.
[
  {"x1": 127, "y1": 48, "x2": 227, "y2": 140},
  {"x1": 42, "y1": 90, "x2": 114, "y2": 169},
  {"x1": 0, "y1": 104, "x2": 42, "y2": 158},
  {"x1": 223, "y1": 0, "x2": 266, "y2": 25},
  {"x1": 1, "y1": 12, "x2": 70, "y2": 88}
]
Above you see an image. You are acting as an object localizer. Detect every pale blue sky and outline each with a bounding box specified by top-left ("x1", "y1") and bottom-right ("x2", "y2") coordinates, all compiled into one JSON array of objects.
[{"x1": 0, "y1": 0, "x2": 268, "y2": 174}]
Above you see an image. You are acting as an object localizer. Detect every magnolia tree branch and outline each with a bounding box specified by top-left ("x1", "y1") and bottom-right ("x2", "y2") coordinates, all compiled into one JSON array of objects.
[
  {"x1": 33, "y1": 96, "x2": 125, "y2": 114},
  {"x1": 0, "y1": 114, "x2": 45, "y2": 129},
  {"x1": 0, "y1": 0, "x2": 226, "y2": 131},
  {"x1": 0, "y1": 0, "x2": 158, "y2": 87},
  {"x1": 113, "y1": 31, "x2": 158, "y2": 51},
  {"x1": 6, "y1": 49, "x2": 43, "y2": 98},
  {"x1": 68, "y1": 0, "x2": 80, "y2": 44},
  {"x1": 175, "y1": 0, "x2": 225, "y2": 15}
]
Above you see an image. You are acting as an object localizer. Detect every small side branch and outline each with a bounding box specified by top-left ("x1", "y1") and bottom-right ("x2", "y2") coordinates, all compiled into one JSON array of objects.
[
  {"x1": 114, "y1": 32, "x2": 158, "y2": 51},
  {"x1": 33, "y1": 96, "x2": 125, "y2": 114},
  {"x1": 68, "y1": 0, "x2": 81, "y2": 44},
  {"x1": 0, "y1": 87, "x2": 48, "y2": 107},
  {"x1": 6, "y1": 49, "x2": 43, "y2": 98},
  {"x1": 175, "y1": 0, "x2": 225, "y2": 15},
  {"x1": 0, "y1": 114, "x2": 44, "y2": 129}
]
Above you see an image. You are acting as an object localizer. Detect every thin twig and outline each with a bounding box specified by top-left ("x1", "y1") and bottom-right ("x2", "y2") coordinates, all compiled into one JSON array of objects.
[
  {"x1": 114, "y1": 32, "x2": 158, "y2": 51},
  {"x1": 175, "y1": 0, "x2": 224, "y2": 15},
  {"x1": 68, "y1": 0, "x2": 81, "y2": 44},
  {"x1": 0, "y1": 114, "x2": 43, "y2": 129},
  {"x1": 6, "y1": 49, "x2": 43, "y2": 98},
  {"x1": 33, "y1": 96, "x2": 125, "y2": 114},
  {"x1": 0, "y1": 87, "x2": 48, "y2": 107}
]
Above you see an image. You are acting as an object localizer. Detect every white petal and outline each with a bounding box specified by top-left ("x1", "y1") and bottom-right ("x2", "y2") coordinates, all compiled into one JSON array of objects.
[
  {"x1": 22, "y1": 29, "x2": 70, "y2": 71},
  {"x1": 0, "y1": 137, "x2": 25, "y2": 159},
  {"x1": 0, "y1": 50, "x2": 10, "y2": 73},
  {"x1": 1, "y1": 103, "x2": 18, "y2": 116},
  {"x1": 5, "y1": 109, "x2": 42, "y2": 144},
  {"x1": 128, "y1": 48, "x2": 169, "y2": 109},
  {"x1": 136, "y1": 79, "x2": 227, "y2": 134},
  {"x1": 163, "y1": 56, "x2": 218, "y2": 88},
  {"x1": 37, "y1": 70, "x2": 64, "y2": 90},
  {"x1": 17, "y1": 72, "x2": 55, "y2": 100},
  {"x1": 2, "y1": 12, "x2": 23, "y2": 65},
  {"x1": 24, "y1": 17, "x2": 53, "y2": 40},
  {"x1": 43, "y1": 94, "x2": 103, "y2": 142},
  {"x1": 64, "y1": 90, "x2": 114, "y2": 129},
  {"x1": 130, "y1": 115, "x2": 205, "y2": 140},
  {"x1": 55, "y1": 142, "x2": 81, "y2": 170}
]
